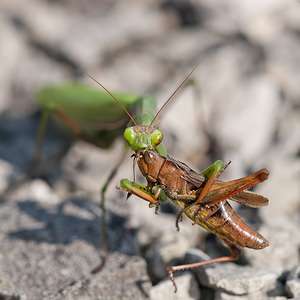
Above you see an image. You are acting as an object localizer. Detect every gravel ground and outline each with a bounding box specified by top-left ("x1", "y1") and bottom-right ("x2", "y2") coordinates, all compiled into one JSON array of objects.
[{"x1": 0, "y1": 0, "x2": 300, "y2": 299}]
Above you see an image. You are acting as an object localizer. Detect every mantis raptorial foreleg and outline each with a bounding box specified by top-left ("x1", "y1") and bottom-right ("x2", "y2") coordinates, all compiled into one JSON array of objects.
[{"x1": 119, "y1": 159, "x2": 226, "y2": 229}]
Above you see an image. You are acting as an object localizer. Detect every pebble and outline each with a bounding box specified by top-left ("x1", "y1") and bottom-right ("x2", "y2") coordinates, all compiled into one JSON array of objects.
[
  {"x1": 285, "y1": 265, "x2": 300, "y2": 298},
  {"x1": 185, "y1": 249, "x2": 280, "y2": 295},
  {"x1": 149, "y1": 273, "x2": 200, "y2": 300}
]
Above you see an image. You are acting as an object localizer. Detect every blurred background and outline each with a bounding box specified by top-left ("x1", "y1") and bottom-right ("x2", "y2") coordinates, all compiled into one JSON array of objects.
[{"x1": 0, "y1": 0, "x2": 299, "y2": 299}]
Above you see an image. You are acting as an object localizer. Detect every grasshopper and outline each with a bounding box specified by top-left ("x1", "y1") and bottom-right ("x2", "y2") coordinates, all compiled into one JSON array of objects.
[{"x1": 121, "y1": 149, "x2": 269, "y2": 292}]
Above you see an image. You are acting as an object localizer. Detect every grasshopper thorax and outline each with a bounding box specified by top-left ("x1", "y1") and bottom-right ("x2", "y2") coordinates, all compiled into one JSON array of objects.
[{"x1": 124, "y1": 125, "x2": 163, "y2": 152}]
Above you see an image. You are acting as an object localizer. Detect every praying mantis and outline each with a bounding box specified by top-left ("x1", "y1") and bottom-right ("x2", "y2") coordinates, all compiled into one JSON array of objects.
[
  {"x1": 34, "y1": 79, "x2": 168, "y2": 271},
  {"x1": 35, "y1": 66, "x2": 269, "y2": 292}
]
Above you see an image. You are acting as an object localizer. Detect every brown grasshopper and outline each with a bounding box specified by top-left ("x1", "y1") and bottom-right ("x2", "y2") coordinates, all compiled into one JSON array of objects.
[{"x1": 121, "y1": 149, "x2": 269, "y2": 292}]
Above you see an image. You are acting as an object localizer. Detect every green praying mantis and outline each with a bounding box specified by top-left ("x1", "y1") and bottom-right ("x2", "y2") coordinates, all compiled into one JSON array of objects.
[
  {"x1": 34, "y1": 66, "x2": 269, "y2": 292},
  {"x1": 34, "y1": 68, "x2": 192, "y2": 262}
]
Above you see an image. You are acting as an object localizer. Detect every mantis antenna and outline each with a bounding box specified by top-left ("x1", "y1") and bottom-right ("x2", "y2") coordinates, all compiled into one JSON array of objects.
[
  {"x1": 86, "y1": 64, "x2": 198, "y2": 130},
  {"x1": 147, "y1": 64, "x2": 198, "y2": 131},
  {"x1": 86, "y1": 73, "x2": 138, "y2": 127}
]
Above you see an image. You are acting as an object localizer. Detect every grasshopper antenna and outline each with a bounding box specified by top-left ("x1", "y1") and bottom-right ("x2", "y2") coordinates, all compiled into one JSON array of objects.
[
  {"x1": 86, "y1": 73, "x2": 138, "y2": 127},
  {"x1": 147, "y1": 64, "x2": 198, "y2": 131}
]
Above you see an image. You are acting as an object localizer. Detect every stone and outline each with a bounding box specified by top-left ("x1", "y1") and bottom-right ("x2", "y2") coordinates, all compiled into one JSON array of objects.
[
  {"x1": 12, "y1": 178, "x2": 60, "y2": 204},
  {"x1": 257, "y1": 156, "x2": 300, "y2": 217},
  {"x1": 185, "y1": 249, "x2": 280, "y2": 295},
  {"x1": 50, "y1": 254, "x2": 151, "y2": 300},
  {"x1": 0, "y1": 159, "x2": 16, "y2": 194},
  {"x1": 208, "y1": 75, "x2": 280, "y2": 166},
  {"x1": 244, "y1": 216, "x2": 300, "y2": 272},
  {"x1": 215, "y1": 290, "x2": 283, "y2": 300},
  {"x1": 285, "y1": 265, "x2": 300, "y2": 298},
  {"x1": 0, "y1": 16, "x2": 26, "y2": 113},
  {"x1": 149, "y1": 273, "x2": 200, "y2": 300},
  {"x1": 0, "y1": 192, "x2": 146, "y2": 299},
  {"x1": 61, "y1": 140, "x2": 125, "y2": 193}
]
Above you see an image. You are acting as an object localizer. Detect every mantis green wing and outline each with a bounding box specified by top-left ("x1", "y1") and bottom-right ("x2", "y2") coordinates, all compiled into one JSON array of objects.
[
  {"x1": 37, "y1": 83, "x2": 141, "y2": 147},
  {"x1": 37, "y1": 82, "x2": 167, "y2": 155}
]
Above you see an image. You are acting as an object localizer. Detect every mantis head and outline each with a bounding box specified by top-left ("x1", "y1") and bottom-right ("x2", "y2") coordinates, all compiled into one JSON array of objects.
[
  {"x1": 124, "y1": 126, "x2": 163, "y2": 152},
  {"x1": 87, "y1": 64, "x2": 197, "y2": 153}
]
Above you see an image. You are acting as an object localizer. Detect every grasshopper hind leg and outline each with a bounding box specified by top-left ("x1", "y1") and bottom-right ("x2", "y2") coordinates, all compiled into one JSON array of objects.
[{"x1": 167, "y1": 240, "x2": 240, "y2": 293}]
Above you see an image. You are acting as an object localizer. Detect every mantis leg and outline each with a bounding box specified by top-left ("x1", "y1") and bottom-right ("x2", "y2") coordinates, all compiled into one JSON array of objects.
[
  {"x1": 0, "y1": 110, "x2": 51, "y2": 199},
  {"x1": 29, "y1": 110, "x2": 51, "y2": 176},
  {"x1": 91, "y1": 149, "x2": 127, "y2": 274},
  {"x1": 30, "y1": 108, "x2": 130, "y2": 274},
  {"x1": 167, "y1": 239, "x2": 241, "y2": 293},
  {"x1": 119, "y1": 179, "x2": 160, "y2": 205},
  {"x1": 30, "y1": 108, "x2": 98, "y2": 178},
  {"x1": 53, "y1": 109, "x2": 101, "y2": 147}
]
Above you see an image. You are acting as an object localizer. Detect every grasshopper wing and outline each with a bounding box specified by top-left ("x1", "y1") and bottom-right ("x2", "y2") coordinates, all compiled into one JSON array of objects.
[
  {"x1": 230, "y1": 190, "x2": 268, "y2": 207},
  {"x1": 168, "y1": 157, "x2": 206, "y2": 188},
  {"x1": 203, "y1": 168, "x2": 269, "y2": 207}
]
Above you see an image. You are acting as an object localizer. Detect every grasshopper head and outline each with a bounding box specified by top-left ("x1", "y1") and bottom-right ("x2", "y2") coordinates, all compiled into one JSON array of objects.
[{"x1": 136, "y1": 149, "x2": 164, "y2": 182}]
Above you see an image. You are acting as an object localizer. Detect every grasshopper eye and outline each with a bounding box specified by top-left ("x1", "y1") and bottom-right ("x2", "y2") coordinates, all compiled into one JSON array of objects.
[
  {"x1": 151, "y1": 129, "x2": 163, "y2": 147},
  {"x1": 124, "y1": 127, "x2": 136, "y2": 145}
]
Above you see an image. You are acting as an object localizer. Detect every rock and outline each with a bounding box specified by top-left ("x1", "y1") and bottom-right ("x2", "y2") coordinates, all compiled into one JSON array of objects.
[
  {"x1": 149, "y1": 273, "x2": 200, "y2": 300},
  {"x1": 208, "y1": 75, "x2": 280, "y2": 166},
  {"x1": 285, "y1": 265, "x2": 300, "y2": 298},
  {"x1": 11, "y1": 178, "x2": 60, "y2": 204},
  {"x1": 12, "y1": 48, "x2": 69, "y2": 115},
  {"x1": 257, "y1": 157, "x2": 300, "y2": 217},
  {"x1": 265, "y1": 33, "x2": 300, "y2": 105},
  {"x1": 146, "y1": 232, "x2": 196, "y2": 280},
  {"x1": 127, "y1": 191, "x2": 206, "y2": 281},
  {"x1": 61, "y1": 140, "x2": 126, "y2": 194},
  {"x1": 0, "y1": 186, "x2": 144, "y2": 299},
  {"x1": 185, "y1": 249, "x2": 280, "y2": 295},
  {"x1": 0, "y1": 159, "x2": 16, "y2": 194},
  {"x1": 0, "y1": 16, "x2": 26, "y2": 113},
  {"x1": 128, "y1": 191, "x2": 204, "y2": 245},
  {"x1": 276, "y1": 108, "x2": 300, "y2": 158},
  {"x1": 129, "y1": 198, "x2": 203, "y2": 280},
  {"x1": 244, "y1": 215, "x2": 300, "y2": 272},
  {"x1": 6, "y1": 0, "x2": 171, "y2": 70},
  {"x1": 216, "y1": 279, "x2": 287, "y2": 299},
  {"x1": 203, "y1": 264, "x2": 280, "y2": 295},
  {"x1": 50, "y1": 254, "x2": 151, "y2": 300},
  {"x1": 215, "y1": 290, "x2": 285, "y2": 300},
  {"x1": 159, "y1": 79, "x2": 213, "y2": 165}
]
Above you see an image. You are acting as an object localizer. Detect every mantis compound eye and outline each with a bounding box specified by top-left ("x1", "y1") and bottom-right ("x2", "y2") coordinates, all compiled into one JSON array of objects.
[
  {"x1": 124, "y1": 127, "x2": 136, "y2": 146},
  {"x1": 151, "y1": 129, "x2": 163, "y2": 147}
]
